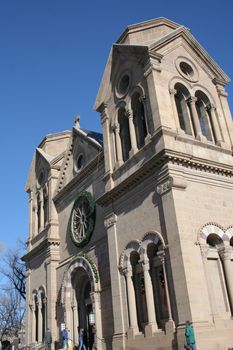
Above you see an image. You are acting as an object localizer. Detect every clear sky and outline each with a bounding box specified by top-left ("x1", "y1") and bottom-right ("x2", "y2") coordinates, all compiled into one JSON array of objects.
[{"x1": 0, "y1": 0, "x2": 232, "y2": 252}]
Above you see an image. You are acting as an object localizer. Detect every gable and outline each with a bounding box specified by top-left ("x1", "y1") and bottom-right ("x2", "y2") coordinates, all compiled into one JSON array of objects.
[
  {"x1": 149, "y1": 27, "x2": 230, "y2": 84},
  {"x1": 55, "y1": 127, "x2": 103, "y2": 194}
]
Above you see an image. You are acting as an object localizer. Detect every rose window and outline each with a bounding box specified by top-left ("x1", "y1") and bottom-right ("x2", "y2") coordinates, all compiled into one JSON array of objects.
[{"x1": 70, "y1": 192, "x2": 96, "y2": 247}]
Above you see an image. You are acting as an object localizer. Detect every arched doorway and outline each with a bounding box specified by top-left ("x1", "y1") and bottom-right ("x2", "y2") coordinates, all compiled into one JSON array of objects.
[{"x1": 62, "y1": 255, "x2": 103, "y2": 350}]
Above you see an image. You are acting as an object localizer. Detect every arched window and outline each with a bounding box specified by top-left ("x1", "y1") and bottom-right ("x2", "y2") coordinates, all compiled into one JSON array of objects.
[
  {"x1": 131, "y1": 93, "x2": 147, "y2": 149},
  {"x1": 118, "y1": 107, "x2": 131, "y2": 162},
  {"x1": 174, "y1": 83, "x2": 192, "y2": 135},
  {"x1": 130, "y1": 251, "x2": 147, "y2": 331},
  {"x1": 195, "y1": 91, "x2": 214, "y2": 142},
  {"x1": 37, "y1": 193, "x2": 41, "y2": 232},
  {"x1": 43, "y1": 188, "x2": 48, "y2": 226}
]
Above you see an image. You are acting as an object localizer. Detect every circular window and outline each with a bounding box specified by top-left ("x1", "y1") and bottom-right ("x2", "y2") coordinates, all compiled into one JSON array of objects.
[
  {"x1": 116, "y1": 72, "x2": 131, "y2": 97},
  {"x1": 77, "y1": 154, "x2": 84, "y2": 170},
  {"x1": 70, "y1": 191, "x2": 96, "y2": 247},
  {"x1": 179, "y1": 62, "x2": 194, "y2": 78},
  {"x1": 119, "y1": 74, "x2": 130, "y2": 94},
  {"x1": 175, "y1": 57, "x2": 198, "y2": 82},
  {"x1": 74, "y1": 153, "x2": 85, "y2": 173}
]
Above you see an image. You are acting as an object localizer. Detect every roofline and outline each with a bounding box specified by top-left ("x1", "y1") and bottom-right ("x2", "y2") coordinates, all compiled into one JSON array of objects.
[
  {"x1": 116, "y1": 17, "x2": 182, "y2": 44},
  {"x1": 38, "y1": 130, "x2": 71, "y2": 149}
]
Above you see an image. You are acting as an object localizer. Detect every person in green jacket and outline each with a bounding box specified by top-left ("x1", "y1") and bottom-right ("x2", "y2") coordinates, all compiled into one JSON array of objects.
[{"x1": 185, "y1": 321, "x2": 196, "y2": 350}]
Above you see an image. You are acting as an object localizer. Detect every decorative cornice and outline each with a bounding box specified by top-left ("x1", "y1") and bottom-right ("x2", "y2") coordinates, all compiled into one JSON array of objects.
[
  {"x1": 22, "y1": 238, "x2": 60, "y2": 262},
  {"x1": 97, "y1": 148, "x2": 233, "y2": 206}
]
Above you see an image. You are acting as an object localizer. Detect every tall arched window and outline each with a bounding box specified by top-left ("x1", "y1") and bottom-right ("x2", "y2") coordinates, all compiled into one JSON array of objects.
[
  {"x1": 131, "y1": 93, "x2": 148, "y2": 149},
  {"x1": 43, "y1": 187, "x2": 48, "y2": 226},
  {"x1": 195, "y1": 91, "x2": 214, "y2": 142},
  {"x1": 118, "y1": 108, "x2": 131, "y2": 162},
  {"x1": 37, "y1": 193, "x2": 41, "y2": 232},
  {"x1": 174, "y1": 83, "x2": 192, "y2": 135},
  {"x1": 130, "y1": 251, "x2": 147, "y2": 331}
]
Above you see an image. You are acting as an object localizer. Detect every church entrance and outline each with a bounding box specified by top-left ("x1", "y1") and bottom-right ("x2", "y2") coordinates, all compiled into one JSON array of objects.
[
  {"x1": 62, "y1": 256, "x2": 103, "y2": 350},
  {"x1": 74, "y1": 276, "x2": 95, "y2": 350}
]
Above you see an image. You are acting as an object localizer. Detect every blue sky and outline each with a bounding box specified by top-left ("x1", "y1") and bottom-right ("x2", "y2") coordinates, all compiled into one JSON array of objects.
[{"x1": 0, "y1": 0, "x2": 232, "y2": 252}]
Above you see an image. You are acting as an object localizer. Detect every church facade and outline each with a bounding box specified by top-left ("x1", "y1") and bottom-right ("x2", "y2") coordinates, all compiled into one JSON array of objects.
[{"x1": 23, "y1": 18, "x2": 233, "y2": 350}]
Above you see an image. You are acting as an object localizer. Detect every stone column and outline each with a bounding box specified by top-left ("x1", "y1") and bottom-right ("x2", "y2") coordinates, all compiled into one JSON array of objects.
[
  {"x1": 214, "y1": 79, "x2": 233, "y2": 147},
  {"x1": 31, "y1": 297, "x2": 36, "y2": 344},
  {"x1": 37, "y1": 293, "x2": 43, "y2": 343},
  {"x1": 100, "y1": 104, "x2": 114, "y2": 189},
  {"x1": 219, "y1": 248, "x2": 233, "y2": 314},
  {"x1": 28, "y1": 191, "x2": 33, "y2": 247},
  {"x1": 104, "y1": 213, "x2": 126, "y2": 348},
  {"x1": 72, "y1": 303, "x2": 79, "y2": 346},
  {"x1": 126, "y1": 109, "x2": 138, "y2": 156},
  {"x1": 157, "y1": 250, "x2": 174, "y2": 324},
  {"x1": 33, "y1": 203, "x2": 38, "y2": 236},
  {"x1": 187, "y1": 97, "x2": 204, "y2": 140},
  {"x1": 169, "y1": 88, "x2": 184, "y2": 133},
  {"x1": 206, "y1": 103, "x2": 222, "y2": 145},
  {"x1": 113, "y1": 123, "x2": 123, "y2": 166},
  {"x1": 139, "y1": 95, "x2": 151, "y2": 143},
  {"x1": 90, "y1": 291, "x2": 103, "y2": 350},
  {"x1": 142, "y1": 259, "x2": 158, "y2": 335},
  {"x1": 124, "y1": 265, "x2": 139, "y2": 335}
]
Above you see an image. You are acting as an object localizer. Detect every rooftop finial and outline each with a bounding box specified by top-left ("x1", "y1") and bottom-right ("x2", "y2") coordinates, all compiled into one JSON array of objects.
[{"x1": 74, "y1": 114, "x2": 80, "y2": 129}]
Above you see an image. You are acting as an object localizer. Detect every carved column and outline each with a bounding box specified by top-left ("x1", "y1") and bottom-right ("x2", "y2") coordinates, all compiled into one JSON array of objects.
[
  {"x1": 206, "y1": 103, "x2": 222, "y2": 145},
  {"x1": 113, "y1": 123, "x2": 123, "y2": 166},
  {"x1": 37, "y1": 293, "x2": 43, "y2": 343},
  {"x1": 124, "y1": 265, "x2": 139, "y2": 334},
  {"x1": 219, "y1": 248, "x2": 233, "y2": 314},
  {"x1": 126, "y1": 109, "x2": 138, "y2": 156},
  {"x1": 188, "y1": 97, "x2": 203, "y2": 140},
  {"x1": 157, "y1": 250, "x2": 173, "y2": 323},
  {"x1": 28, "y1": 191, "x2": 33, "y2": 246},
  {"x1": 169, "y1": 88, "x2": 184, "y2": 133},
  {"x1": 31, "y1": 297, "x2": 36, "y2": 344},
  {"x1": 33, "y1": 203, "x2": 38, "y2": 236},
  {"x1": 100, "y1": 104, "x2": 113, "y2": 187},
  {"x1": 142, "y1": 259, "x2": 158, "y2": 335},
  {"x1": 214, "y1": 79, "x2": 233, "y2": 147},
  {"x1": 72, "y1": 302, "x2": 79, "y2": 346},
  {"x1": 39, "y1": 191, "x2": 44, "y2": 230},
  {"x1": 139, "y1": 95, "x2": 151, "y2": 143},
  {"x1": 90, "y1": 291, "x2": 103, "y2": 350}
]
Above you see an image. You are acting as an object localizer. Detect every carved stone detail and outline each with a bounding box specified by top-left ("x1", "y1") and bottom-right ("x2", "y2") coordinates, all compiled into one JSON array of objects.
[{"x1": 104, "y1": 213, "x2": 117, "y2": 229}]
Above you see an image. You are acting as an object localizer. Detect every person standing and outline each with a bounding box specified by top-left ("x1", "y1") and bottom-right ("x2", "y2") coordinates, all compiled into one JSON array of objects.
[
  {"x1": 185, "y1": 320, "x2": 196, "y2": 350},
  {"x1": 45, "y1": 328, "x2": 52, "y2": 350},
  {"x1": 78, "y1": 328, "x2": 87, "y2": 350},
  {"x1": 62, "y1": 328, "x2": 69, "y2": 349}
]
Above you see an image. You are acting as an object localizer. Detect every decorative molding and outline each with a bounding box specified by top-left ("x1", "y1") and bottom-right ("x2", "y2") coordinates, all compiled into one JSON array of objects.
[
  {"x1": 97, "y1": 147, "x2": 233, "y2": 206},
  {"x1": 156, "y1": 178, "x2": 172, "y2": 195},
  {"x1": 156, "y1": 176, "x2": 187, "y2": 195},
  {"x1": 104, "y1": 213, "x2": 117, "y2": 229}
]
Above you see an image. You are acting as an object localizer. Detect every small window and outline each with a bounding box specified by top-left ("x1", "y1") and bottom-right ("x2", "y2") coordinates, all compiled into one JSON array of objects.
[
  {"x1": 118, "y1": 75, "x2": 130, "y2": 95},
  {"x1": 179, "y1": 62, "x2": 194, "y2": 79},
  {"x1": 74, "y1": 153, "x2": 85, "y2": 172}
]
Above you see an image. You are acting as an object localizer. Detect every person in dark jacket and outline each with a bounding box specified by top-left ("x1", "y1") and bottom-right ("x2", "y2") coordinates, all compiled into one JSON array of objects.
[{"x1": 185, "y1": 321, "x2": 196, "y2": 350}]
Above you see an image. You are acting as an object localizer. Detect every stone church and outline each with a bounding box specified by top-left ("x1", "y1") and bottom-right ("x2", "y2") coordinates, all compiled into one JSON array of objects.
[{"x1": 23, "y1": 17, "x2": 233, "y2": 350}]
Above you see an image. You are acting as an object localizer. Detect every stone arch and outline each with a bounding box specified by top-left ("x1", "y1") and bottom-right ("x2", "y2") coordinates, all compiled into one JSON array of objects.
[
  {"x1": 192, "y1": 83, "x2": 215, "y2": 104},
  {"x1": 119, "y1": 240, "x2": 141, "y2": 270},
  {"x1": 168, "y1": 76, "x2": 192, "y2": 92},
  {"x1": 61, "y1": 255, "x2": 100, "y2": 306},
  {"x1": 199, "y1": 223, "x2": 225, "y2": 243},
  {"x1": 225, "y1": 226, "x2": 233, "y2": 244}
]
